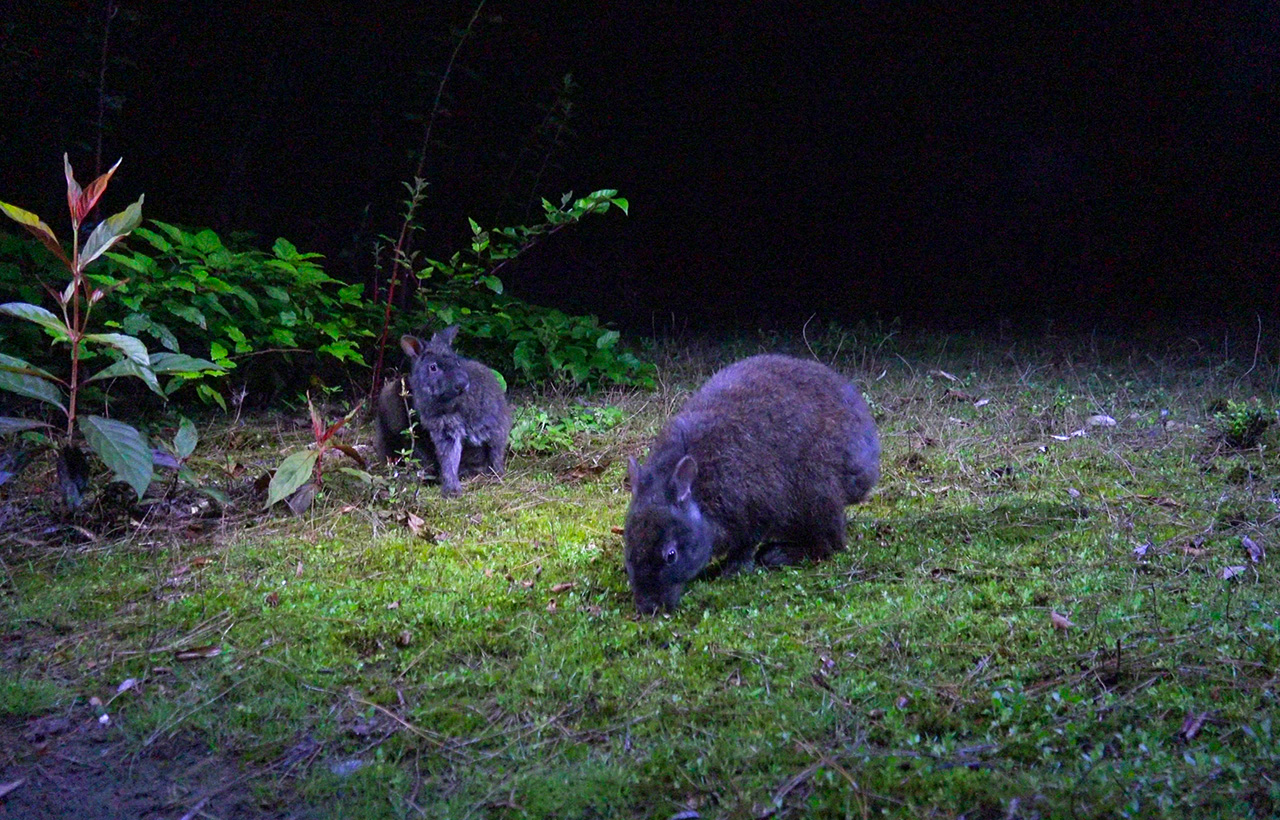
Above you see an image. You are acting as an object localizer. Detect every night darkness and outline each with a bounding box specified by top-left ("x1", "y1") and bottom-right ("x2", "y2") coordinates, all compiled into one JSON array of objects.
[{"x1": 2, "y1": 2, "x2": 1276, "y2": 334}]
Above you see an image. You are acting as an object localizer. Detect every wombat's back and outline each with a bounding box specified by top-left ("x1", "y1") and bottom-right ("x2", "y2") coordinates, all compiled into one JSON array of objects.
[{"x1": 666, "y1": 354, "x2": 876, "y2": 497}]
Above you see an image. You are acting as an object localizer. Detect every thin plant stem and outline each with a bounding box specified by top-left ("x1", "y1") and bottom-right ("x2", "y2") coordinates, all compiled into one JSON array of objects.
[{"x1": 370, "y1": 0, "x2": 486, "y2": 401}]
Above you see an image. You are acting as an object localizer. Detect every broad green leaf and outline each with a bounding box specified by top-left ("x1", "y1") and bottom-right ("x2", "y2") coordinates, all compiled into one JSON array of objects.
[
  {"x1": 80, "y1": 414, "x2": 153, "y2": 500},
  {"x1": 0, "y1": 200, "x2": 68, "y2": 264},
  {"x1": 468, "y1": 217, "x2": 483, "y2": 235},
  {"x1": 0, "y1": 367, "x2": 66, "y2": 412},
  {"x1": 0, "y1": 416, "x2": 54, "y2": 435},
  {"x1": 481, "y1": 275, "x2": 504, "y2": 294},
  {"x1": 266, "y1": 449, "x2": 319, "y2": 509},
  {"x1": 80, "y1": 194, "x2": 144, "y2": 268},
  {"x1": 0, "y1": 302, "x2": 71, "y2": 338},
  {"x1": 84, "y1": 333, "x2": 150, "y2": 366},
  {"x1": 127, "y1": 225, "x2": 173, "y2": 253},
  {"x1": 175, "y1": 417, "x2": 198, "y2": 460},
  {"x1": 194, "y1": 229, "x2": 223, "y2": 254},
  {"x1": 150, "y1": 352, "x2": 223, "y2": 374},
  {"x1": 596, "y1": 329, "x2": 621, "y2": 349},
  {"x1": 0, "y1": 352, "x2": 59, "y2": 381},
  {"x1": 168, "y1": 304, "x2": 207, "y2": 329},
  {"x1": 86, "y1": 358, "x2": 165, "y2": 398},
  {"x1": 196, "y1": 383, "x2": 228, "y2": 411}
]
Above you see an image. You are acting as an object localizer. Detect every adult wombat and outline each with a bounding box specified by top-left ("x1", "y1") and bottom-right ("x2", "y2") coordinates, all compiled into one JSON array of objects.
[
  {"x1": 624, "y1": 354, "x2": 880, "y2": 613},
  {"x1": 374, "y1": 326, "x2": 511, "y2": 496}
]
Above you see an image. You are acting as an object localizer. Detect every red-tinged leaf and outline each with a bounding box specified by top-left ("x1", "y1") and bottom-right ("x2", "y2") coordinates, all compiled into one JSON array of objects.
[
  {"x1": 611, "y1": 526, "x2": 625, "y2": 535},
  {"x1": 64, "y1": 154, "x2": 84, "y2": 225},
  {"x1": 1221, "y1": 565, "x2": 1247, "y2": 580},
  {"x1": 331, "y1": 442, "x2": 367, "y2": 468},
  {"x1": 1050, "y1": 611, "x2": 1075, "y2": 630},
  {"x1": 1243, "y1": 536, "x2": 1265, "y2": 564},
  {"x1": 307, "y1": 393, "x2": 324, "y2": 439},
  {"x1": 0, "y1": 201, "x2": 69, "y2": 264},
  {"x1": 265, "y1": 591, "x2": 280, "y2": 607},
  {"x1": 78, "y1": 157, "x2": 123, "y2": 223},
  {"x1": 174, "y1": 645, "x2": 222, "y2": 661}
]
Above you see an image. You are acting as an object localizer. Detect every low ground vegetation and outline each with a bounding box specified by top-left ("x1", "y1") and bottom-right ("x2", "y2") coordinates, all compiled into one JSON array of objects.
[{"x1": 2, "y1": 327, "x2": 1279, "y2": 819}]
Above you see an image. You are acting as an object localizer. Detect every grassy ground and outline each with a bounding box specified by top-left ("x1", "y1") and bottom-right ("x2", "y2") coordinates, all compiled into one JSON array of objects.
[{"x1": 2, "y1": 326, "x2": 1279, "y2": 819}]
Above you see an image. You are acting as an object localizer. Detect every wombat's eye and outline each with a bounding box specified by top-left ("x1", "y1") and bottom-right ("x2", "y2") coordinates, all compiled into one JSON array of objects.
[
  {"x1": 663, "y1": 545, "x2": 678, "y2": 565},
  {"x1": 427, "y1": 363, "x2": 439, "y2": 373}
]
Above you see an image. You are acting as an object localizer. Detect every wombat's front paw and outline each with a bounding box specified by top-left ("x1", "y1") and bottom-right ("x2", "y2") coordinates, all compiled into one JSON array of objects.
[{"x1": 440, "y1": 482, "x2": 463, "y2": 498}]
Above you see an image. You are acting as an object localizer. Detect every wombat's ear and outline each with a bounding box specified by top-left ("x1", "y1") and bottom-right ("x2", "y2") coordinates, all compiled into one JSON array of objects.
[
  {"x1": 400, "y1": 335, "x2": 425, "y2": 358},
  {"x1": 431, "y1": 325, "x2": 461, "y2": 348},
  {"x1": 627, "y1": 457, "x2": 641, "y2": 495},
  {"x1": 671, "y1": 455, "x2": 697, "y2": 503}
]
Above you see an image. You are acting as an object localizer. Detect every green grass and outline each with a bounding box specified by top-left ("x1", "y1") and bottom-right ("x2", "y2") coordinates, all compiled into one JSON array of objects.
[{"x1": 3, "y1": 327, "x2": 1280, "y2": 818}]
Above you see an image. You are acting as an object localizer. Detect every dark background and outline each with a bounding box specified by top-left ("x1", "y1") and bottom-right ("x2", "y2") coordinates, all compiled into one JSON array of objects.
[{"x1": 2, "y1": 1, "x2": 1276, "y2": 334}]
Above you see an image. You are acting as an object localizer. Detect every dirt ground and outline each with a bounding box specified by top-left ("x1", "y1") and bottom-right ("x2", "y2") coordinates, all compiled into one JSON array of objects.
[{"x1": 0, "y1": 705, "x2": 317, "y2": 820}]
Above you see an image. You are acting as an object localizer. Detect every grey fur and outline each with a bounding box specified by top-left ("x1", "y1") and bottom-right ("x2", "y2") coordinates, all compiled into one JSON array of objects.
[
  {"x1": 374, "y1": 326, "x2": 511, "y2": 496},
  {"x1": 624, "y1": 354, "x2": 880, "y2": 614}
]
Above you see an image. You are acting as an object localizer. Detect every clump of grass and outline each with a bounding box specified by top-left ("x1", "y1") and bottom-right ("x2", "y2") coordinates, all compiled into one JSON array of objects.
[{"x1": 1, "y1": 327, "x2": 1278, "y2": 818}]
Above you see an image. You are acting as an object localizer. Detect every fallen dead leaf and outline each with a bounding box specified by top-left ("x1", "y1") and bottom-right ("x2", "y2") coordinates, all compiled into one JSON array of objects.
[
  {"x1": 611, "y1": 526, "x2": 625, "y2": 535},
  {"x1": 116, "y1": 678, "x2": 138, "y2": 694},
  {"x1": 895, "y1": 695, "x2": 911, "y2": 709},
  {"x1": 929, "y1": 369, "x2": 959, "y2": 382},
  {"x1": 1243, "y1": 536, "x2": 1265, "y2": 564},
  {"x1": 265, "y1": 591, "x2": 280, "y2": 607},
  {"x1": 1133, "y1": 540, "x2": 1152, "y2": 558},
  {"x1": 0, "y1": 780, "x2": 24, "y2": 799},
  {"x1": 546, "y1": 599, "x2": 558, "y2": 613},
  {"x1": 396, "y1": 631, "x2": 412, "y2": 647},
  {"x1": 175, "y1": 645, "x2": 222, "y2": 661},
  {"x1": 386, "y1": 599, "x2": 400, "y2": 610},
  {"x1": 1221, "y1": 565, "x2": 1246, "y2": 580},
  {"x1": 974, "y1": 398, "x2": 991, "y2": 408},
  {"x1": 1088, "y1": 414, "x2": 1117, "y2": 427},
  {"x1": 1050, "y1": 611, "x2": 1075, "y2": 630},
  {"x1": 405, "y1": 511, "x2": 428, "y2": 538},
  {"x1": 1179, "y1": 711, "x2": 1210, "y2": 742},
  {"x1": 295, "y1": 560, "x2": 304, "y2": 578},
  {"x1": 550, "y1": 582, "x2": 576, "y2": 594},
  {"x1": 944, "y1": 388, "x2": 974, "y2": 402}
]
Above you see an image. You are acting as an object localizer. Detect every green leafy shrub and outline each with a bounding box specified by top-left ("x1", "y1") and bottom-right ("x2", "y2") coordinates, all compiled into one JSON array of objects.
[
  {"x1": 101, "y1": 222, "x2": 377, "y2": 406},
  {"x1": 508, "y1": 404, "x2": 624, "y2": 453},
  {"x1": 408, "y1": 190, "x2": 655, "y2": 388},
  {"x1": 1214, "y1": 398, "x2": 1275, "y2": 448}
]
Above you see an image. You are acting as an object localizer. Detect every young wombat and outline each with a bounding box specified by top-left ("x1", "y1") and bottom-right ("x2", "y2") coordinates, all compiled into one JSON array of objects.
[
  {"x1": 624, "y1": 354, "x2": 880, "y2": 614},
  {"x1": 374, "y1": 326, "x2": 511, "y2": 496}
]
